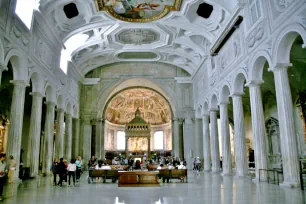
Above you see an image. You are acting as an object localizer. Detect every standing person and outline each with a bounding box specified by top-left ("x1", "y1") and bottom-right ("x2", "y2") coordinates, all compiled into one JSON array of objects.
[
  {"x1": 67, "y1": 159, "x2": 76, "y2": 186},
  {"x1": 8, "y1": 155, "x2": 16, "y2": 184},
  {"x1": 51, "y1": 158, "x2": 59, "y2": 185},
  {"x1": 57, "y1": 158, "x2": 66, "y2": 187},
  {"x1": 88, "y1": 156, "x2": 96, "y2": 169},
  {"x1": 0, "y1": 154, "x2": 8, "y2": 201},
  {"x1": 220, "y1": 156, "x2": 223, "y2": 170},
  {"x1": 75, "y1": 156, "x2": 83, "y2": 182}
]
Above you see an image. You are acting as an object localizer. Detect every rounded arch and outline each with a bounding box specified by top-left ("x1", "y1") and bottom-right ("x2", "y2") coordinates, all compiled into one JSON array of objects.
[
  {"x1": 4, "y1": 49, "x2": 28, "y2": 81},
  {"x1": 202, "y1": 100, "x2": 209, "y2": 116},
  {"x1": 28, "y1": 71, "x2": 44, "y2": 94},
  {"x1": 219, "y1": 83, "x2": 231, "y2": 103},
  {"x1": 101, "y1": 86, "x2": 174, "y2": 122},
  {"x1": 232, "y1": 70, "x2": 248, "y2": 94},
  {"x1": 210, "y1": 94, "x2": 218, "y2": 110},
  {"x1": 44, "y1": 82, "x2": 56, "y2": 103},
  {"x1": 249, "y1": 50, "x2": 273, "y2": 81},
  {"x1": 97, "y1": 78, "x2": 176, "y2": 119},
  {"x1": 272, "y1": 23, "x2": 306, "y2": 65},
  {"x1": 57, "y1": 94, "x2": 66, "y2": 110}
]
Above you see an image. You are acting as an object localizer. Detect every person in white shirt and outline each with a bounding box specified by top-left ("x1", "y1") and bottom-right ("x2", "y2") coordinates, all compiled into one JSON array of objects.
[
  {"x1": 95, "y1": 160, "x2": 104, "y2": 170},
  {"x1": 178, "y1": 162, "x2": 187, "y2": 170},
  {"x1": 67, "y1": 159, "x2": 76, "y2": 186},
  {"x1": 101, "y1": 163, "x2": 112, "y2": 170},
  {"x1": 168, "y1": 163, "x2": 175, "y2": 170}
]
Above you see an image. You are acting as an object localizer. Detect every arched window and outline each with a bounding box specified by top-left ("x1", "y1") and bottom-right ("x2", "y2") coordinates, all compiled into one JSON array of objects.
[
  {"x1": 15, "y1": 0, "x2": 39, "y2": 29},
  {"x1": 154, "y1": 131, "x2": 164, "y2": 150},
  {"x1": 117, "y1": 131, "x2": 125, "y2": 150}
]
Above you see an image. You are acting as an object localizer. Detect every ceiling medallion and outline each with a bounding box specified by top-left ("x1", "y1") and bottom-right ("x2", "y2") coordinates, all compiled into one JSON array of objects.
[{"x1": 95, "y1": 0, "x2": 181, "y2": 22}]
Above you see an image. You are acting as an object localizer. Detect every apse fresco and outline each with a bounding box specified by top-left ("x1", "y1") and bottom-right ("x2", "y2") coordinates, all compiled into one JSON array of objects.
[
  {"x1": 106, "y1": 88, "x2": 171, "y2": 125},
  {"x1": 95, "y1": 0, "x2": 181, "y2": 22}
]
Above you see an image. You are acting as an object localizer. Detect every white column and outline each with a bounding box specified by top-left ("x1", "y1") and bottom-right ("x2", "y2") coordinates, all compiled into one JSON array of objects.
[
  {"x1": 6, "y1": 80, "x2": 27, "y2": 180},
  {"x1": 246, "y1": 80, "x2": 268, "y2": 181},
  {"x1": 219, "y1": 102, "x2": 232, "y2": 176},
  {"x1": 55, "y1": 108, "x2": 65, "y2": 159},
  {"x1": 183, "y1": 117, "x2": 194, "y2": 169},
  {"x1": 72, "y1": 118, "x2": 80, "y2": 157},
  {"x1": 210, "y1": 109, "x2": 220, "y2": 173},
  {"x1": 101, "y1": 120, "x2": 105, "y2": 159},
  {"x1": 81, "y1": 119, "x2": 92, "y2": 169},
  {"x1": 0, "y1": 64, "x2": 8, "y2": 86},
  {"x1": 202, "y1": 114, "x2": 211, "y2": 171},
  {"x1": 64, "y1": 113, "x2": 72, "y2": 161},
  {"x1": 27, "y1": 92, "x2": 44, "y2": 178},
  {"x1": 195, "y1": 118, "x2": 203, "y2": 159},
  {"x1": 173, "y1": 118, "x2": 180, "y2": 158},
  {"x1": 42, "y1": 101, "x2": 55, "y2": 175},
  {"x1": 95, "y1": 119, "x2": 102, "y2": 159},
  {"x1": 271, "y1": 65, "x2": 300, "y2": 187},
  {"x1": 232, "y1": 93, "x2": 248, "y2": 177}
]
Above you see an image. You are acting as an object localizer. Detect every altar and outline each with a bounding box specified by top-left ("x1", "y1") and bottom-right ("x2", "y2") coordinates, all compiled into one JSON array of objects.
[{"x1": 125, "y1": 108, "x2": 151, "y2": 160}]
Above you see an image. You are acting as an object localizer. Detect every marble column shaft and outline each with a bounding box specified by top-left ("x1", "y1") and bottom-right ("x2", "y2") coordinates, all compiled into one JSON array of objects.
[
  {"x1": 55, "y1": 109, "x2": 65, "y2": 159},
  {"x1": 178, "y1": 119, "x2": 184, "y2": 159},
  {"x1": 210, "y1": 110, "x2": 220, "y2": 173},
  {"x1": 247, "y1": 81, "x2": 268, "y2": 180},
  {"x1": 6, "y1": 80, "x2": 27, "y2": 180},
  {"x1": 173, "y1": 119, "x2": 180, "y2": 158},
  {"x1": 65, "y1": 114, "x2": 72, "y2": 161},
  {"x1": 183, "y1": 117, "x2": 194, "y2": 169},
  {"x1": 72, "y1": 118, "x2": 80, "y2": 157},
  {"x1": 195, "y1": 118, "x2": 203, "y2": 158},
  {"x1": 81, "y1": 120, "x2": 92, "y2": 168},
  {"x1": 202, "y1": 115, "x2": 211, "y2": 171},
  {"x1": 95, "y1": 119, "x2": 103, "y2": 159},
  {"x1": 219, "y1": 103, "x2": 232, "y2": 175},
  {"x1": 232, "y1": 94, "x2": 248, "y2": 177},
  {"x1": 27, "y1": 92, "x2": 44, "y2": 178},
  {"x1": 101, "y1": 121, "x2": 105, "y2": 159},
  {"x1": 272, "y1": 66, "x2": 300, "y2": 186},
  {"x1": 42, "y1": 101, "x2": 55, "y2": 175}
]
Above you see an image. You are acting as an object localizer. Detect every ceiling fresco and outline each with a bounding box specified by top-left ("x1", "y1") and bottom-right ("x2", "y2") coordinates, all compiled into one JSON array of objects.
[
  {"x1": 105, "y1": 88, "x2": 171, "y2": 125},
  {"x1": 95, "y1": 0, "x2": 181, "y2": 22}
]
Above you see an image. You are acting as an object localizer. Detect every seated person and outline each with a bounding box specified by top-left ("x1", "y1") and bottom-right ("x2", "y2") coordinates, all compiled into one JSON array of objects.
[
  {"x1": 157, "y1": 164, "x2": 165, "y2": 170},
  {"x1": 134, "y1": 160, "x2": 141, "y2": 170},
  {"x1": 95, "y1": 160, "x2": 103, "y2": 170},
  {"x1": 168, "y1": 163, "x2": 175, "y2": 170},
  {"x1": 101, "y1": 162, "x2": 112, "y2": 170},
  {"x1": 178, "y1": 162, "x2": 187, "y2": 170}
]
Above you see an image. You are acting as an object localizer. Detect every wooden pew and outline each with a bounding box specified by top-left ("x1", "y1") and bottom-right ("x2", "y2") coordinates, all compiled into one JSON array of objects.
[
  {"x1": 158, "y1": 169, "x2": 171, "y2": 182},
  {"x1": 169, "y1": 169, "x2": 188, "y2": 183}
]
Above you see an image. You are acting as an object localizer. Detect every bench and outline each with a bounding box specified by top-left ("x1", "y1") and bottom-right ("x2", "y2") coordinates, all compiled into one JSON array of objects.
[
  {"x1": 158, "y1": 169, "x2": 188, "y2": 183},
  {"x1": 88, "y1": 169, "x2": 119, "y2": 183}
]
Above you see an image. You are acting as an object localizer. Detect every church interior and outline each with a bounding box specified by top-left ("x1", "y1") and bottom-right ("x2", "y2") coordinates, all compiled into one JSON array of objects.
[{"x1": 0, "y1": 0, "x2": 306, "y2": 203}]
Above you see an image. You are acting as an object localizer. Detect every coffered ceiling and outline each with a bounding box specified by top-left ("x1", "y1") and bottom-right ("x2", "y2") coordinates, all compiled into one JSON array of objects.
[{"x1": 38, "y1": 0, "x2": 240, "y2": 77}]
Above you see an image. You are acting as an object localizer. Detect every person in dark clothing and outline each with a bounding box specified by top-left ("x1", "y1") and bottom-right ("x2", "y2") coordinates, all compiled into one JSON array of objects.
[
  {"x1": 57, "y1": 158, "x2": 66, "y2": 186},
  {"x1": 51, "y1": 158, "x2": 59, "y2": 185}
]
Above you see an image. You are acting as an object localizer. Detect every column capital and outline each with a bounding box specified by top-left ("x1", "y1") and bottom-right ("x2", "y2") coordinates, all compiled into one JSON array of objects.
[
  {"x1": 65, "y1": 113, "x2": 72, "y2": 118},
  {"x1": 80, "y1": 118, "x2": 91, "y2": 125},
  {"x1": 56, "y1": 108, "x2": 65, "y2": 113},
  {"x1": 9, "y1": 80, "x2": 29, "y2": 87},
  {"x1": 45, "y1": 101, "x2": 56, "y2": 107},
  {"x1": 209, "y1": 108, "x2": 219, "y2": 112},
  {"x1": 218, "y1": 101, "x2": 230, "y2": 106},
  {"x1": 30, "y1": 92, "x2": 44, "y2": 98},
  {"x1": 230, "y1": 92, "x2": 244, "y2": 97},
  {"x1": 0, "y1": 63, "x2": 8, "y2": 72},
  {"x1": 245, "y1": 80, "x2": 264, "y2": 87},
  {"x1": 268, "y1": 63, "x2": 292, "y2": 72},
  {"x1": 90, "y1": 119, "x2": 97, "y2": 125}
]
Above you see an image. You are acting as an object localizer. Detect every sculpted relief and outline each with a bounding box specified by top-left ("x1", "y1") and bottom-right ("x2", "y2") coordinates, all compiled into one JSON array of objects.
[{"x1": 105, "y1": 88, "x2": 171, "y2": 125}]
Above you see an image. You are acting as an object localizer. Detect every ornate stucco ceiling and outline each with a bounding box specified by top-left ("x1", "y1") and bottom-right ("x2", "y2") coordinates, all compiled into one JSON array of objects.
[
  {"x1": 38, "y1": 0, "x2": 239, "y2": 77},
  {"x1": 105, "y1": 88, "x2": 171, "y2": 125}
]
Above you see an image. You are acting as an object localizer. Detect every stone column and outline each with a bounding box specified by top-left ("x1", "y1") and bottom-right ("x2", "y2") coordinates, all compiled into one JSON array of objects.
[
  {"x1": 64, "y1": 113, "x2": 72, "y2": 160},
  {"x1": 55, "y1": 108, "x2": 65, "y2": 159},
  {"x1": 101, "y1": 120, "x2": 105, "y2": 159},
  {"x1": 246, "y1": 80, "x2": 268, "y2": 181},
  {"x1": 219, "y1": 102, "x2": 232, "y2": 176},
  {"x1": 95, "y1": 119, "x2": 103, "y2": 159},
  {"x1": 202, "y1": 114, "x2": 211, "y2": 171},
  {"x1": 183, "y1": 117, "x2": 194, "y2": 169},
  {"x1": 125, "y1": 136, "x2": 129, "y2": 159},
  {"x1": 72, "y1": 118, "x2": 80, "y2": 157},
  {"x1": 210, "y1": 109, "x2": 220, "y2": 173},
  {"x1": 178, "y1": 118, "x2": 184, "y2": 159},
  {"x1": 271, "y1": 65, "x2": 300, "y2": 187},
  {"x1": 27, "y1": 92, "x2": 44, "y2": 178},
  {"x1": 195, "y1": 118, "x2": 203, "y2": 159},
  {"x1": 147, "y1": 137, "x2": 150, "y2": 160},
  {"x1": 42, "y1": 101, "x2": 55, "y2": 175},
  {"x1": 81, "y1": 118, "x2": 92, "y2": 168},
  {"x1": 0, "y1": 64, "x2": 8, "y2": 86},
  {"x1": 172, "y1": 118, "x2": 180, "y2": 158},
  {"x1": 231, "y1": 93, "x2": 248, "y2": 177},
  {"x1": 6, "y1": 80, "x2": 27, "y2": 180}
]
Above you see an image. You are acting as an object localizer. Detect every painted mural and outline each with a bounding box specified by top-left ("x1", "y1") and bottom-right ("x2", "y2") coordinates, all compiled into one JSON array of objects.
[{"x1": 95, "y1": 0, "x2": 181, "y2": 22}]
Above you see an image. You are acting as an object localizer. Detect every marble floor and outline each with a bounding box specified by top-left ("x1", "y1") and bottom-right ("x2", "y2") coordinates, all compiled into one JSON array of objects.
[{"x1": 1, "y1": 171, "x2": 306, "y2": 204}]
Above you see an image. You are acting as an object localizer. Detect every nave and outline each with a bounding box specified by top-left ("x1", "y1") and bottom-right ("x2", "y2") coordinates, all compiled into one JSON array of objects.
[{"x1": 2, "y1": 172, "x2": 306, "y2": 204}]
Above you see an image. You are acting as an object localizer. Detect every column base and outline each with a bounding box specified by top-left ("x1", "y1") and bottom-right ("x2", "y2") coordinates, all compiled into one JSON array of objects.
[
  {"x1": 279, "y1": 182, "x2": 301, "y2": 188},
  {"x1": 221, "y1": 172, "x2": 232, "y2": 176},
  {"x1": 234, "y1": 174, "x2": 251, "y2": 180},
  {"x1": 252, "y1": 177, "x2": 267, "y2": 183}
]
